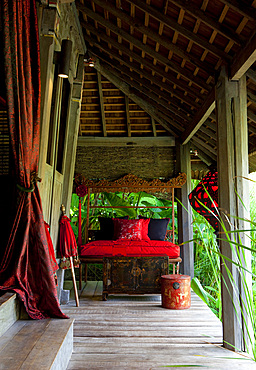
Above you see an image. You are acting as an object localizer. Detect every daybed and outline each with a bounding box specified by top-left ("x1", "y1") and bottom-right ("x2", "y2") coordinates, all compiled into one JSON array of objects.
[{"x1": 74, "y1": 174, "x2": 186, "y2": 292}]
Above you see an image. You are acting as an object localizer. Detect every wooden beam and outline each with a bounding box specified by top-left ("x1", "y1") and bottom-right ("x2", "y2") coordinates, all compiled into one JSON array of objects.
[
  {"x1": 190, "y1": 142, "x2": 214, "y2": 166},
  {"x1": 169, "y1": 0, "x2": 244, "y2": 46},
  {"x1": 98, "y1": 61, "x2": 186, "y2": 130},
  {"x1": 91, "y1": 45, "x2": 201, "y2": 110},
  {"x1": 82, "y1": 22, "x2": 206, "y2": 101},
  {"x1": 126, "y1": 0, "x2": 231, "y2": 61},
  {"x1": 176, "y1": 141, "x2": 194, "y2": 277},
  {"x1": 248, "y1": 110, "x2": 256, "y2": 125},
  {"x1": 199, "y1": 123, "x2": 217, "y2": 141},
  {"x1": 246, "y1": 68, "x2": 256, "y2": 83},
  {"x1": 93, "y1": 60, "x2": 179, "y2": 136},
  {"x1": 220, "y1": 0, "x2": 256, "y2": 22},
  {"x1": 190, "y1": 137, "x2": 217, "y2": 161},
  {"x1": 80, "y1": 4, "x2": 210, "y2": 91},
  {"x1": 181, "y1": 89, "x2": 216, "y2": 144},
  {"x1": 97, "y1": 71, "x2": 107, "y2": 137},
  {"x1": 83, "y1": 0, "x2": 214, "y2": 76},
  {"x1": 247, "y1": 90, "x2": 256, "y2": 105},
  {"x1": 192, "y1": 135, "x2": 216, "y2": 156},
  {"x1": 230, "y1": 32, "x2": 256, "y2": 80},
  {"x1": 151, "y1": 117, "x2": 157, "y2": 137},
  {"x1": 125, "y1": 95, "x2": 131, "y2": 137},
  {"x1": 204, "y1": 119, "x2": 217, "y2": 131},
  {"x1": 89, "y1": 46, "x2": 200, "y2": 109},
  {"x1": 77, "y1": 136, "x2": 175, "y2": 147},
  {"x1": 196, "y1": 129, "x2": 217, "y2": 147}
]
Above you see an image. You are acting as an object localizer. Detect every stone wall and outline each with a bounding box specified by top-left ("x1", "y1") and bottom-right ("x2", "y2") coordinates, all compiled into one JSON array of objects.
[{"x1": 75, "y1": 145, "x2": 175, "y2": 180}]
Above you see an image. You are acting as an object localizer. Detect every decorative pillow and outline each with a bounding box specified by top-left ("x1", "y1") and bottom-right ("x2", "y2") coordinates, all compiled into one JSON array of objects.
[
  {"x1": 98, "y1": 216, "x2": 128, "y2": 240},
  {"x1": 139, "y1": 216, "x2": 170, "y2": 241},
  {"x1": 140, "y1": 218, "x2": 150, "y2": 241},
  {"x1": 113, "y1": 219, "x2": 147, "y2": 240}
]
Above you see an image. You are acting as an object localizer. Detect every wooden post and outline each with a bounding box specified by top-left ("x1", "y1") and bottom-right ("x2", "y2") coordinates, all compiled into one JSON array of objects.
[
  {"x1": 97, "y1": 71, "x2": 107, "y2": 137},
  {"x1": 86, "y1": 188, "x2": 91, "y2": 243},
  {"x1": 176, "y1": 141, "x2": 194, "y2": 278},
  {"x1": 171, "y1": 188, "x2": 175, "y2": 244},
  {"x1": 216, "y1": 66, "x2": 253, "y2": 353},
  {"x1": 70, "y1": 257, "x2": 79, "y2": 307}
]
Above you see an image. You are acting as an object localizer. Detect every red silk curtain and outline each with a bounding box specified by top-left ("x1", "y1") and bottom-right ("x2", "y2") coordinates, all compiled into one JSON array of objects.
[{"x1": 0, "y1": 0, "x2": 67, "y2": 319}]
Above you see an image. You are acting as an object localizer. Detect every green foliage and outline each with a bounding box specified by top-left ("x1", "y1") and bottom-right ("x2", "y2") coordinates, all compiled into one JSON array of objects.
[
  {"x1": 70, "y1": 191, "x2": 176, "y2": 240},
  {"x1": 191, "y1": 177, "x2": 256, "y2": 359}
]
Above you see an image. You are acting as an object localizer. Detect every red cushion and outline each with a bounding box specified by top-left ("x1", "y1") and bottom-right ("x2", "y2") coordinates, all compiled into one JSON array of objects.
[
  {"x1": 113, "y1": 219, "x2": 145, "y2": 240},
  {"x1": 80, "y1": 240, "x2": 180, "y2": 259},
  {"x1": 140, "y1": 218, "x2": 150, "y2": 241}
]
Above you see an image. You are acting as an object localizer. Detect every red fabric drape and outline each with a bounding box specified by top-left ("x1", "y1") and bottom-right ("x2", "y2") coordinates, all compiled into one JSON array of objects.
[
  {"x1": 44, "y1": 222, "x2": 59, "y2": 274},
  {"x1": 0, "y1": 0, "x2": 67, "y2": 319},
  {"x1": 59, "y1": 216, "x2": 78, "y2": 258}
]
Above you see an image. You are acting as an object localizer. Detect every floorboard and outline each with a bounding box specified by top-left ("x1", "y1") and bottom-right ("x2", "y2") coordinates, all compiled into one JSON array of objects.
[{"x1": 62, "y1": 281, "x2": 255, "y2": 369}]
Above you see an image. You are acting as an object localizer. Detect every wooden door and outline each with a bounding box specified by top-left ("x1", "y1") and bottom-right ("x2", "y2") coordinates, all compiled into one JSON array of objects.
[{"x1": 44, "y1": 68, "x2": 70, "y2": 247}]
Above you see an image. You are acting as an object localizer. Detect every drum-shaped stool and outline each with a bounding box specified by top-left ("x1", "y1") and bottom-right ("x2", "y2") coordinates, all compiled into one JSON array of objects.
[{"x1": 161, "y1": 274, "x2": 191, "y2": 309}]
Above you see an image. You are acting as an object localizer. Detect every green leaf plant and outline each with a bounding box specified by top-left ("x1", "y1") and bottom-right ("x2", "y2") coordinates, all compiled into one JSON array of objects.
[{"x1": 187, "y1": 180, "x2": 256, "y2": 360}]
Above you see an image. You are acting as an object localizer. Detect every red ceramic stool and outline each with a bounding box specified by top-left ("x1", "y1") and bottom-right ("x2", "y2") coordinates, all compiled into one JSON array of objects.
[{"x1": 161, "y1": 274, "x2": 191, "y2": 309}]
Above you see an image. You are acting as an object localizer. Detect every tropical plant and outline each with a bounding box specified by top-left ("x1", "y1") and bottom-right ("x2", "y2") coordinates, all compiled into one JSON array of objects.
[{"x1": 190, "y1": 178, "x2": 256, "y2": 358}]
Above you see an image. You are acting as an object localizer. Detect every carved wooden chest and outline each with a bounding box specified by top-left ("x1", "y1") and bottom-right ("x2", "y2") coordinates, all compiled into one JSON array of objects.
[{"x1": 102, "y1": 256, "x2": 169, "y2": 300}]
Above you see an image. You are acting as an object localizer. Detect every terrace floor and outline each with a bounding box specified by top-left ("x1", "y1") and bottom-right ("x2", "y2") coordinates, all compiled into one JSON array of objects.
[{"x1": 62, "y1": 281, "x2": 255, "y2": 369}]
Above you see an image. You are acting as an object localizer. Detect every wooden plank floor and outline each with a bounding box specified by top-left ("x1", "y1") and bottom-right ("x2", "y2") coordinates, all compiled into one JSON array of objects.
[{"x1": 62, "y1": 281, "x2": 255, "y2": 369}]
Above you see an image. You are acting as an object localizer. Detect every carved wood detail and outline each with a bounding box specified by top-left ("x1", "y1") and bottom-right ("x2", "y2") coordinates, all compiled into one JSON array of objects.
[{"x1": 74, "y1": 173, "x2": 187, "y2": 193}]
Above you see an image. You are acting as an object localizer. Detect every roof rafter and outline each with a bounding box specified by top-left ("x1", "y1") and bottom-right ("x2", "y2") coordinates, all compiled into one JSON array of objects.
[
  {"x1": 90, "y1": 48, "x2": 193, "y2": 120},
  {"x1": 79, "y1": 3, "x2": 210, "y2": 91},
  {"x1": 230, "y1": 32, "x2": 256, "y2": 80},
  {"x1": 93, "y1": 59, "x2": 181, "y2": 136},
  {"x1": 126, "y1": 0, "x2": 232, "y2": 61},
  {"x1": 169, "y1": 0, "x2": 245, "y2": 46},
  {"x1": 80, "y1": 0, "x2": 215, "y2": 76},
  {"x1": 220, "y1": 0, "x2": 256, "y2": 22},
  {"x1": 97, "y1": 60, "x2": 186, "y2": 130},
  {"x1": 82, "y1": 27, "x2": 201, "y2": 107},
  {"x1": 180, "y1": 88, "x2": 216, "y2": 144},
  {"x1": 96, "y1": 71, "x2": 107, "y2": 137}
]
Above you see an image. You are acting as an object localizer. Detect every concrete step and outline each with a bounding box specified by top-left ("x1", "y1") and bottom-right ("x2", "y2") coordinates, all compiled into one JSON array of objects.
[{"x1": 0, "y1": 292, "x2": 74, "y2": 370}]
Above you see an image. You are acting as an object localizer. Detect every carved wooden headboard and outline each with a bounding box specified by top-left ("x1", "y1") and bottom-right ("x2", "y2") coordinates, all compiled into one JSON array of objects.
[{"x1": 74, "y1": 173, "x2": 187, "y2": 244}]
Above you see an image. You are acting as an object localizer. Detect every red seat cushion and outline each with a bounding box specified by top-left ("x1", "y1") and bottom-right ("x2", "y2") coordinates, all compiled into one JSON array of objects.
[{"x1": 80, "y1": 239, "x2": 180, "y2": 259}]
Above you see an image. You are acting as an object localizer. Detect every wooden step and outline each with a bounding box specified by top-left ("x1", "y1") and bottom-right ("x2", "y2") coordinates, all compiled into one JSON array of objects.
[
  {"x1": 0, "y1": 319, "x2": 74, "y2": 370},
  {"x1": 0, "y1": 318, "x2": 74, "y2": 370},
  {"x1": 0, "y1": 293, "x2": 20, "y2": 337}
]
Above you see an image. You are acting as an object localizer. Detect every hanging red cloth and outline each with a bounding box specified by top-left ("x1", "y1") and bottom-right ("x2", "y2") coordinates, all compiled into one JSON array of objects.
[
  {"x1": 59, "y1": 213, "x2": 79, "y2": 307},
  {"x1": 189, "y1": 171, "x2": 219, "y2": 231},
  {"x1": 59, "y1": 216, "x2": 78, "y2": 259},
  {"x1": 0, "y1": 0, "x2": 67, "y2": 319},
  {"x1": 44, "y1": 222, "x2": 59, "y2": 274}
]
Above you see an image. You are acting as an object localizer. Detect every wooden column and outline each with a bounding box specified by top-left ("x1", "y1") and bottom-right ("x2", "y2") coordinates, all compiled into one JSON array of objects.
[
  {"x1": 216, "y1": 66, "x2": 253, "y2": 352},
  {"x1": 176, "y1": 141, "x2": 194, "y2": 278}
]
